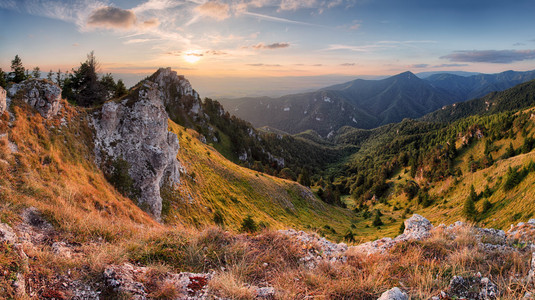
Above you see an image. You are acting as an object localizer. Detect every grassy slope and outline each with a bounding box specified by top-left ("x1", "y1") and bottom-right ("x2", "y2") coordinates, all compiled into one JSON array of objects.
[
  {"x1": 166, "y1": 121, "x2": 356, "y2": 240},
  {"x1": 351, "y1": 108, "x2": 535, "y2": 239}
]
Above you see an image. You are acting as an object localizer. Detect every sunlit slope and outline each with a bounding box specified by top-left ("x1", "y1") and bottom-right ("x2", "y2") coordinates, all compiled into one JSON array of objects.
[
  {"x1": 347, "y1": 108, "x2": 535, "y2": 239},
  {"x1": 0, "y1": 100, "x2": 159, "y2": 241},
  {"x1": 165, "y1": 120, "x2": 356, "y2": 239}
]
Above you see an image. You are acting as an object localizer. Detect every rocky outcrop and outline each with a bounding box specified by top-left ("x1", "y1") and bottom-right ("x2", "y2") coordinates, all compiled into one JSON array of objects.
[
  {"x1": 103, "y1": 263, "x2": 212, "y2": 299},
  {"x1": 377, "y1": 287, "x2": 408, "y2": 300},
  {"x1": 435, "y1": 275, "x2": 498, "y2": 300},
  {"x1": 93, "y1": 80, "x2": 181, "y2": 219},
  {"x1": 352, "y1": 214, "x2": 434, "y2": 255},
  {"x1": 0, "y1": 86, "x2": 6, "y2": 114},
  {"x1": 279, "y1": 229, "x2": 348, "y2": 268},
  {"x1": 7, "y1": 79, "x2": 61, "y2": 118}
]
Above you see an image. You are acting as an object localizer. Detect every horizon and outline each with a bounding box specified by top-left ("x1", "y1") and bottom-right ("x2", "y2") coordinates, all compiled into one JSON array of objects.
[{"x1": 2, "y1": 0, "x2": 535, "y2": 97}]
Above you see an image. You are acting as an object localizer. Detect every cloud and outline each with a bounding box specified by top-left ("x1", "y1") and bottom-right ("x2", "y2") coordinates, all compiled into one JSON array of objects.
[
  {"x1": 0, "y1": 0, "x2": 106, "y2": 28},
  {"x1": 246, "y1": 63, "x2": 282, "y2": 67},
  {"x1": 441, "y1": 49, "x2": 535, "y2": 64},
  {"x1": 241, "y1": 11, "x2": 319, "y2": 26},
  {"x1": 433, "y1": 63, "x2": 469, "y2": 68},
  {"x1": 312, "y1": 64, "x2": 322, "y2": 66},
  {"x1": 142, "y1": 18, "x2": 160, "y2": 28},
  {"x1": 133, "y1": 0, "x2": 180, "y2": 13},
  {"x1": 195, "y1": 1, "x2": 230, "y2": 21},
  {"x1": 340, "y1": 63, "x2": 355, "y2": 66},
  {"x1": 252, "y1": 42, "x2": 290, "y2": 50},
  {"x1": 87, "y1": 6, "x2": 137, "y2": 29},
  {"x1": 348, "y1": 20, "x2": 361, "y2": 30},
  {"x1": 409, "y1": 64, "x2": 429, "y2": 68},
  {"x1": 326, "y1": 41, "x2": 437, "y2": 53},
  {"x1": 279, "y1": 0, "x2": 318, "y2": 11},
  {"x1": 72, "y1": 43, "x2": 80, "y2": 47}
]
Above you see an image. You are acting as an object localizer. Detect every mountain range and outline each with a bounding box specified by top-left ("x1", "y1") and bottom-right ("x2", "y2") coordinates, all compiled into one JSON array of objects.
[{"x1": 220, "y1": 69, "x2": 535, "y2": 136}]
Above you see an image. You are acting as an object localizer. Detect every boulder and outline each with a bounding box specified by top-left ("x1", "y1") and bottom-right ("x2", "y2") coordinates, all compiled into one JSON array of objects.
[
  {"x1": 398, "y1": 214, "x2": 433, "y2": 241},
  {"x1": 377, "y1": 287, "x2": 408, "y2": 300},
  {"x1": 7, "y1": 79, "x2": 61, "y2": 118},
  {"x1": 0, "y1": 86, "x2": 6, "y2": 114},
  {"x1": 352, "y1": 214, "x2": 434, "y2": 255},
  {"x1": 93, "y1": 81, "x2": 181, "y2": 219}
]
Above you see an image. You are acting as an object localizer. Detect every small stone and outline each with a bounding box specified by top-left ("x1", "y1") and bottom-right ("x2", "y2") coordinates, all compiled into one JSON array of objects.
[{"x1": 377, "y1": 287, "x2": 408, "y2": 300}]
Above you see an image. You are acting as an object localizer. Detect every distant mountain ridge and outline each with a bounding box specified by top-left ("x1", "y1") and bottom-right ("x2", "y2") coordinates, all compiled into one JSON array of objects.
[
  {"x1": 219, "y1": 71, "x2": 456, "y2": 136},
  {"x1": 219, "y1": 69, "x2": 535, "y2": 136}
]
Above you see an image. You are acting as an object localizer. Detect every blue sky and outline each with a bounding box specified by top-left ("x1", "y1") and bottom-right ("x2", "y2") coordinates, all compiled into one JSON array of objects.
[{"x1": 1, "y1": 0, "x2": 535, "y2": 97}]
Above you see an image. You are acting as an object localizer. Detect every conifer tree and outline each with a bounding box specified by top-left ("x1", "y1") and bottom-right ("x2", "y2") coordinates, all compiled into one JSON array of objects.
[
  {"x1": 10, "y1": 55, "x2": 26, "y2": 83},
  {"x1": 463, "y1": 192, "x2": 477, "y2": 222}
]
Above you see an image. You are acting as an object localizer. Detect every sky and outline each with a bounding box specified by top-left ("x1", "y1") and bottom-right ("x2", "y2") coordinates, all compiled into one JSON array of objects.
[{"x1": 1, "y1": 0, "x2": 535, "y2": 97}]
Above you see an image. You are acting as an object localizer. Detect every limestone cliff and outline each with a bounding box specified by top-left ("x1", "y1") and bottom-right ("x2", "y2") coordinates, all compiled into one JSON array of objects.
[{"x1": 92, "y1": 74, "x2": 182, "y2": 220}]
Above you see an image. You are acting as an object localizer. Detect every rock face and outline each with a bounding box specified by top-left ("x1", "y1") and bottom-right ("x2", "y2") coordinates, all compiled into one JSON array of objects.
[
  {"x1": 7, "y1": 79, "x2": 61, "y2": 118},
  {"x1": 93, "y1": 80, "x2": 181, "y2": 219},
  {"x1": 0, "y1": 86, "x2": 6, "y2": 114}
]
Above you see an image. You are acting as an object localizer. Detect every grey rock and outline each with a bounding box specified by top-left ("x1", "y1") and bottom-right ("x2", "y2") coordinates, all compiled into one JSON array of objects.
[
  {"x1": 352, "y1": 214, "x2": 433, "y2": 255},
  {"x1": 0, "y1": 86, "x2": 6, "y2": 114},
  {"x1": 103, "y1": 263, "x2": 213, "y2": 299},
  {"x1": 7, "y1": 79, "x2": 61, "y2": 118},
  {"x1": 443, "y1": 275, "x2": 498, "y2": 300},
  {"x1": 93, "y1": 80, "x2": 181, "y2": 219},
  {"x1": 0, "y1": 222, "x2": 17, "y2": 244},
  {"x1": 279, "y1": 229, "x2": 348, "y2": 268},
  {"x1": 398, "y1": 214, "x2": 433, "y2": 240},
  {"x1": 377, "y1": 287, "x2": 408, "y2": 300},
  {"x1": 256, "y1": 286, "x2": 275, "y2": 298}
]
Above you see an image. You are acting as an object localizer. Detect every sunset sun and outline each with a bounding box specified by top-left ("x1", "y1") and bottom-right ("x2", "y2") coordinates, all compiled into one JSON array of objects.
[{"x1": 184, "y1": 52, "x2": 202, "y2": 63}]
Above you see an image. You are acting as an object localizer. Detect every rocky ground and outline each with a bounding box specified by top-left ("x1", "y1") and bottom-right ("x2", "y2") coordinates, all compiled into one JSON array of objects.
[{"x1": 2, "y1": 210, "x2": 535, "y2": 299}]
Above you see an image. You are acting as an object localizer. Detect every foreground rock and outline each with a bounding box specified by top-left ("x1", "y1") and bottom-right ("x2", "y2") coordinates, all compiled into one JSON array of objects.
[
  {"x1": 437, "y1": 275, "x2": 498, "y2": 300},
  {"x1": 93, "y1": 80, "x2": 181, "y2": 219},
  {"x1": 7, "y1": 79, "x2": 61, "y2": 118},
  {"x1": 377, "y1": 287, "x2": 408, "y2": 300},
  {"x1": 279, "y1": 229, "x2": 348, "y2": 268},
  {"x1": 103, "y1": 263, "x2": 212, "y2": 299}
]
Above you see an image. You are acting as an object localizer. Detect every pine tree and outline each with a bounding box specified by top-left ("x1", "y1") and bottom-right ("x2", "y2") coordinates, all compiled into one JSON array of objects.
[
  {"x1": 47, "y1": 70, "x2": 54, "y2": 81},
  {"x1": 10, "y1": 55, "x2": 26, "y2": 83},
  {"x1": 32, "y1": 66, "x2": 41, "y2": 79},
  {"x1": 114, "y1": 79, "x2": 128, "y2": 98},
  {"x1": 463, "y1": 193, "x2": 477, "y2": 222},
  {"x1": 372, "y1": 210, "x2": 383, "y2": 227},
  {"x1": 468, "y1": 184, "x2": 478, "y2": 202},
  {"x1": 55, "y1": 69, "x2": 62, "y2": 86},
  {"x1": 71, "y1": 51, "x2": 105, "y2": 106}
]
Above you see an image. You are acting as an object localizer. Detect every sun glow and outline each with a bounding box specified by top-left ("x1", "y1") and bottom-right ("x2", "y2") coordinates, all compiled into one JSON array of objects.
[{"x1": 184, "y1": 51, "x2": 202, "y2": 63}]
